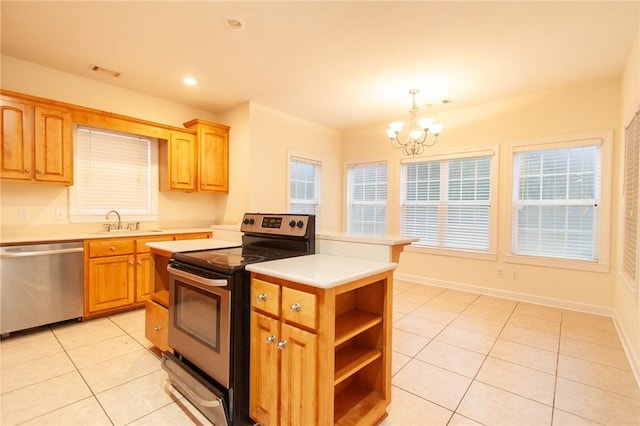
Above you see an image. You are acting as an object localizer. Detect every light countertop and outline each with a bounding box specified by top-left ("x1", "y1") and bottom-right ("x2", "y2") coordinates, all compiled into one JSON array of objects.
[
  {"x1": 0, "y1": 228, "x2": 214, "y2": 245},
  {"x1": 146, "y1": 238, "x2": 240, "y2": 254},
  {"x1": 316, "y1": 232, "x2": 418, "y2": 246},
  {"x1": 245, "y1": 254, "x2": 397, "y2": 289}
]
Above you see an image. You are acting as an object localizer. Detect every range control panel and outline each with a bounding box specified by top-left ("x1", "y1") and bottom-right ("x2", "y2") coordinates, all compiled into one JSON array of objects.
[{"x1": 240, "y1": 213, "x2": 315, "y2": 238}]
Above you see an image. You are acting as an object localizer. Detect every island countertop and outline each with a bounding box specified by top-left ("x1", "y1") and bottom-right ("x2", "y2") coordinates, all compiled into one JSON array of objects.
[
  {"x1": 245, "y1": 253, "x2": 397, "y2": 289},
  {"x1": 146, "y1": 238, "x2": 240, "y2": 257}
]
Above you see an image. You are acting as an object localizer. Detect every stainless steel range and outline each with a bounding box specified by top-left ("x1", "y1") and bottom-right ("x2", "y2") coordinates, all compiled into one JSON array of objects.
[{"x1": 162, "y1": 213, "x2": 315, "y2": 426}]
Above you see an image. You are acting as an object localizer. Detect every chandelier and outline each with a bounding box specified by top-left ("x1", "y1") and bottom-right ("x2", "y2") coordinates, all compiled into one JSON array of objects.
[{"x1": 386, "y1": 89, "x2": 443, "y2": 156}]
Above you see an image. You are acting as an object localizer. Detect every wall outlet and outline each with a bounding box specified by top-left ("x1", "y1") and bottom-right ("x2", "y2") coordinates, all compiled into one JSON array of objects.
[
  {"x1": 18, "y1": 208, "x2": 30, "y2": 221},
  {"x1": 496, "y1": 268, "x2": 504, "y2": 278},
  {"x1": 160, "y1": 210, "x2": 167, "y2": 218},
  {"x1": 511, "y1": 271, "x2": 519, "y2": 280},
  {"x1": 55, "y1": 208, "x2": 66, "y2": 221}
]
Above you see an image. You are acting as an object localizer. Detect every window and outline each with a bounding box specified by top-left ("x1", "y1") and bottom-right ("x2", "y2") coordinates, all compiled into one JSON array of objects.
[
  {"x1": 347, "y1": 162, "x2": 387, "y2": 236},
  {"x1": 512, "y1": 144, "x2": 600, "y2": 261},
  {"x1": 623, "y1": 111, "x2": 639, "y2": 289},
  {"x1": 401, "y1": 154, "x2": 492, "y2": 252},
  {"x1": 289, "y1": 156, "x2": 321, "y2": 218},
  {"x1": 69, "y1": 126, "x2": 158, "y2": 222}
]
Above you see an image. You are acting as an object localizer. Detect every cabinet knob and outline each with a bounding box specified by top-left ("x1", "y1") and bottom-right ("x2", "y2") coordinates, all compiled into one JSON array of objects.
[
  {"x1": 128, "y1": 261, "x2": 134, "y2": 265},
  {"x1": 256, "y1": 293, "x2": 267, "y2": 302},
  {"x1": 266, "y1": 335, "x2": 276, "y2": 344},
  {"x1": 36, "y1": 169, "x2": 43, "y2": 174},
  {"x1": 137, "y1": 260, "x2": 142, "y2": 265},
  {"x1": 277, "y1": 340, "x2": 288, "y2": 350},
  {"x1": 290, "y1": 303, "x2": 301, "y2": 313},
  {"x1": 24, "y1": 168, "x2": 30, "y2": 173},
  {"x1": 110, "y1": 246, "x2": 116, "y2": 251},
  {"x1": 154, "y1": 326, "x2": 161, "y2": 331}
]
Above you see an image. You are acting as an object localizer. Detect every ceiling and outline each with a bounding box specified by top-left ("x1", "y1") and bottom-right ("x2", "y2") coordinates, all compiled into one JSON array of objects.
[{"x1": 1, "y1": 1, "x2": 638, "y2": 130}]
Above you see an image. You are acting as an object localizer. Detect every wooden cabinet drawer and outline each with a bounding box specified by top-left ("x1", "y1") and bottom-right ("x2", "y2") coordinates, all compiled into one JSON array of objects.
[
  {"x1": 135, "y1": 235, "x2": 173, "y2": 253},
  {"x1": 252, "y1": 279, "x2": 280, "y2": 316},
  {"x1": 88, "y1": 239, "x2": 135, "y2": 257},
  {"x1": 281, "y1": 287, "x2": 317, "y2": 330},
  {"x1": 145, "y1": 300, "x2": 169, "y2": 351}
]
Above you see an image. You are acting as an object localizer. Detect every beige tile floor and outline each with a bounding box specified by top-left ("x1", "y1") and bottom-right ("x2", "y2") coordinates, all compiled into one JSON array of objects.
[{"x1": 1, "y1": 280, "x2": 638, "y2": 425}]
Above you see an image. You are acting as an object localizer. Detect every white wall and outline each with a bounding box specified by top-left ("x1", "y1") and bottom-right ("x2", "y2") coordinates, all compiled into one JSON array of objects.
[
  {"x1": 0, "y1": 56, "x2": 344, "y2": 236},
  {"x1": 343, "y1": 78, "x2": 621, "y2": 312},
  {"x1": 0, "y1": 55, "x2": 225, "y2": 235}
]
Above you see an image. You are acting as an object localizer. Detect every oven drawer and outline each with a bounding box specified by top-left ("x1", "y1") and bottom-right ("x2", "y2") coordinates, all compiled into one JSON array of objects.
[
  {"x1": 282, "y1": 287, "x2": 317, "y2": 330},
  {"x1": 251, "y1": 278, "x2": 280, "y2": 316}
]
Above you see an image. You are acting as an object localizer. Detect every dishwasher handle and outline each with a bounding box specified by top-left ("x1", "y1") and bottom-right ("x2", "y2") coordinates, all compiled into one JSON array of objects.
[{"x1": 0, "y1": 247, "x2": 84, "y2": 258}]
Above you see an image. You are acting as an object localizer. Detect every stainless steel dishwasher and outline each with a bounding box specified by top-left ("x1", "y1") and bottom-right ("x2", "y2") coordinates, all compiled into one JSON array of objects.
[{"x1": 0, "y1": 241, "x2": 84, "y2": 336}]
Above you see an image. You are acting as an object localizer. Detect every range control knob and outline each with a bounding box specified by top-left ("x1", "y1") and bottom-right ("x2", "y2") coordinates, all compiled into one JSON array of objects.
[
  {"x1": 296, "y1": 220, "x2": 305, "y2": 228},
  {"x1": 289, "y1": 220, "x2": 297, "y2": 228},
  {"x1": 243, "y1": 218, "x2": 255, "y2": 225}
]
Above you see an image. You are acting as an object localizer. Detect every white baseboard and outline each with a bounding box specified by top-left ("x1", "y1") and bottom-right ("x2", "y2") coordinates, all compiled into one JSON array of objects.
[
  {"x1": 393, "y1": 272, "x2": 640, "y2": 388},
  {"x1": 394, "y1": 272, "x2": 614, "y2": 316},
  {"x1": 612, "y1": 314, "x2": 640, "y2": 387}
]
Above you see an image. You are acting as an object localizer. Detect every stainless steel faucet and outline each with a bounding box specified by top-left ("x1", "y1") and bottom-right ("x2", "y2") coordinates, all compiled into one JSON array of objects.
[{"x1": 105, "y1": 210, "x2": 122, "y2": 230}]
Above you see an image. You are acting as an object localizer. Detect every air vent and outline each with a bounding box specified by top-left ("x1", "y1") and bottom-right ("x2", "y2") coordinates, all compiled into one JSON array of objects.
[{"x1": 89, "y1": 64, "x2": 121, "y2": 78}]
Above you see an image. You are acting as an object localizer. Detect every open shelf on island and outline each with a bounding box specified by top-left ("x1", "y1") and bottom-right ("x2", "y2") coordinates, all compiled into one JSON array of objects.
[
  {"x1": 335, "y1": 344, "x2": 382, "y2": 386},
  {"x1": 334, "y1": 310, "x2": 382, "y2": 346},
  {"x1": 334, "y1": 380, "x2": 386, "y2": 426}
]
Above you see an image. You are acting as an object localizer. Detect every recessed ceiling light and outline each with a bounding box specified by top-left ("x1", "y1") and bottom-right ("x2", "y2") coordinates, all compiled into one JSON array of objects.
[
  {"x1": 183, "y1": 77, "x2": 197, "y2": 86},
  {"x1": 225, "y1": 17, "x2": 245, "y2": 31}
]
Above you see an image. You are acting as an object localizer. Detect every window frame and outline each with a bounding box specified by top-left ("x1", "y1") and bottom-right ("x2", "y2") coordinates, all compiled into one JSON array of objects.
[
  {"x1": 69, "y1": 125, "x2": 160, "y2": 224},
  {"x1": 346, "y1": 161, "x2": 388, "y2": 236},
  {"x1": 401, "y1": 147, "x2": 499, "y2": 261},
  {"x1": 287, "y1": 154, "x2": 321, "y2": 222},
  {"x1": 504, "y1": 131, "x2": 612, "y2": 272}
]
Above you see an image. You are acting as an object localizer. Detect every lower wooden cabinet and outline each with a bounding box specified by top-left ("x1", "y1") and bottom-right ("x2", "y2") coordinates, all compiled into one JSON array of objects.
[
  {"x1": 250, "y1": 311, "x2": 318, "y2": 426},
  {"x1": 249, "y1": 272, "x2": 393, "y2": 426},
  {"x1": 145, "y1": 295, "x2": 169, "y2": 351},
  {"x1": 84, "y1": 232, "x2": 210, "y2": 318}
]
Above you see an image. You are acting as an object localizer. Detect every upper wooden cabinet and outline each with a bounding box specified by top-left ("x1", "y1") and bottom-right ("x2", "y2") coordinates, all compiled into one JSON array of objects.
[
  {"x1": 184, "y1": 119, "x2": 230, "y2": 193},
  {"x1": 1, "y1": 96, "x2": 72, "y2": 185},
  {"x1": 160, "y1": 131, "x2": 197, "y2": 191}
]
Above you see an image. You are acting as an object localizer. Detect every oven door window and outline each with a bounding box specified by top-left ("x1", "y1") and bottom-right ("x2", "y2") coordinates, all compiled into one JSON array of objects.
[{"x1": 174, "y1": 280, "x2": 221, "y2": 352}]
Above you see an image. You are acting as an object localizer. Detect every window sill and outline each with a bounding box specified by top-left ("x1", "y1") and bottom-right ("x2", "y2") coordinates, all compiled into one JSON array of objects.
[
  {"x1": 405, "y1": 245, "x2": 498, "y2": 262},
  {"x1": 504, "y1": 254, "x2": 609, "y2": 273}
]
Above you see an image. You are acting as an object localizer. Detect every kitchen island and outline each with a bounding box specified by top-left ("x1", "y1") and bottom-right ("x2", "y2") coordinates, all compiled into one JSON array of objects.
[{"x1": 246, "y1": 254, "x2": 397, "y2": 426}]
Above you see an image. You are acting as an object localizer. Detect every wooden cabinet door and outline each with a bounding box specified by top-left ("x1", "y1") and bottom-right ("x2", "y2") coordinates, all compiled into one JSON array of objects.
[
  {"x1": 0, "y1": 99, "x2": 32, "y2": 181},
  {"x1": 33, "y1": 106, "x2": 72, "y2": 184},
  {"x1": 135, "y1": 252, "x2": 153, "y2": 302},
  {"x1": 250, "y1": 311, "x2": 280, "y2": 426},
  {"x1": 88, "y1": 254, "x2": 135, "y2": 313},
  {"x1": 145, "y1": 300, "x2": 169, "y2": 351},
  {"x1": 169, "y1": 132, "x2": 196, "y2": 191},
  {"x1": 280, "y1": 322, "x2": 318, "y2": 426},
  {"x1": 198, "y1": 124, "x2": 228, "y2": 192}
]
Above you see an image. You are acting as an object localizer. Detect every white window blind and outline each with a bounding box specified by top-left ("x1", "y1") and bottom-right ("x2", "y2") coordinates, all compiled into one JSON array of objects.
[
  {"x1": 72, "y1": 127, "x2": 153, "y2": 217},
  {"x1": 512, "y1": 145, "x2": 600, "y2": 261},
  {"x1": 623, "y1": 111, "x2": 639, "y2": 287},
  {"x1": 401, "y1": 155, "x2": 492, "y2": 252},
  {"x1": 289, "y1": 157, "x2": 320, "y2": 219},
  {"x1": 347, "y1": 162, "x2": 387, "y2": 236}
]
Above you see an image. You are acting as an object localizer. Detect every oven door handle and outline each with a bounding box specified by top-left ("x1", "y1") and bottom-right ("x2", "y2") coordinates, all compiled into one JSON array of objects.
[{"x1": 167, "y1": 265, "x2": 229, "y2": 287}]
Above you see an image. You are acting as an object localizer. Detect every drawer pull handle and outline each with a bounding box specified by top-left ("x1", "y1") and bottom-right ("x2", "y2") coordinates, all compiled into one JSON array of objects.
[
  {"x1": 266, "y1": 335, "x2": 276, "y2": 344},
  {"x1": 256, "y1": 293, "x2": 267, "y2": 302},
  {"x1": 290, "y1": 303, "x2": 301, "y2": 313},
  {"x1": 277, "y1": 340, "x2": 288, "y2": 350}
]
